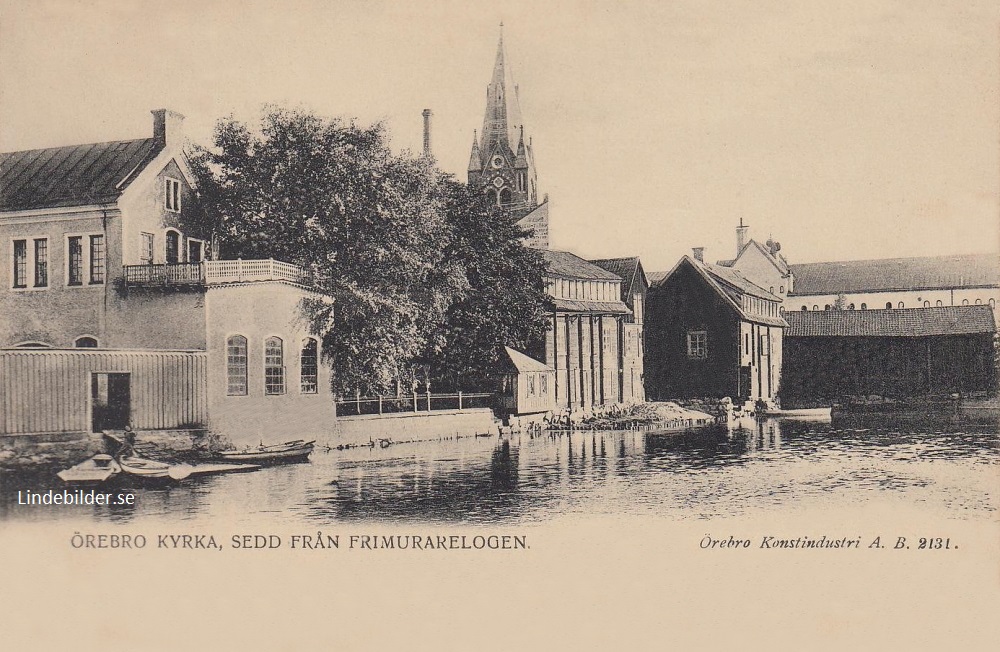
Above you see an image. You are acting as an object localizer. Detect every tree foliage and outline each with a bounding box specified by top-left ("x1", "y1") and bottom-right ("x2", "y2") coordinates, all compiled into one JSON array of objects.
[{"x1": 190, "y1": 106, "x2": 550, "y2": 395}]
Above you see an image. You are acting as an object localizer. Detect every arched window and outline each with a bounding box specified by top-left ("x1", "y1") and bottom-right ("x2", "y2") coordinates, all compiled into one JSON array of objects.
[
  {"x1": 226, "y1": 335, "x2": 248, "y2": 396},
  {"x1": 13, "y1": 341, "x2": 51, "y2": 348},
  {"x1": 861, "y1": 303, "x2": 867, "y2": 310},
  {"x1": 824, "y1": 304, "x2": 831, "y2": 311},
  {"x1": 847, "y1": 303, "x2": 855, "y2": 310},
  {"x1": 74, "y1": 336, "x2": 98, "y2": 348},
  {"x1": 300, "y1": 338, "x2": 318, "y2": 394},
  {"x1": 975, "y1": 298, "x2": 982, "y2": 305},
  {"x1": 769, "y1": 286, "x2": 774, "y2": 294},
  {"x1": 801, "y1": 306, "x2": 807, "y2": 311},
  {"x1": 897, "y1": 301, "x2": 905, "y2": 309},
  {"x1": 264, "y1": 337, "x2": 284, "y2": 395},
  {"x1": 990, "y1": 299, "x2": 996, "y2": 309},
  {"x1": 935, "y1": 300, "x2": 943, "y2": 307},
  {"x1": 923, "y1": 301, "x2": 930, "y2": 307},
  {"x1": 779, "y1": 286, "x2": 784, "y2": 294},
  {"x1": 499, "y1": 188, "x2": 512, "y2": 205},
  {"x1": 779, "y1": 306, "x2": 785, "y2": 313},
  {"x1": 165, "y1": 230, "x2": 180, "y2": 264},
  {"x1": 962, "y1": 299, "x2": 969, "y2": 305},
  {"x1": 812, "y1": 305, "x2": 819, "y2": 311}
]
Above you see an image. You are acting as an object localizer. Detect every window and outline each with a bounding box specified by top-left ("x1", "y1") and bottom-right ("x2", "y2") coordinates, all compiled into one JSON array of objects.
[
  {"x1": 769, "y1": 286, "x2": 774, "y2": 294},
  {"x1": 67, "y1": 236, "x2": 84, "y2": 286},
  {"x1": 760, "y1": 334, "x2": 770, "y2": 355},
  {"x1": 824, "y1": 304, "x2": 831, "y2": 311},
  {"x1": 75, "y1": 336, "x2": 98, "y2": 348},
  {"x1": 165, "y1": 178, "x2": 181, "y2": 212},
  {"x1": 264, "y1": 337, "x2": 284, "y2": 395},
  {"x1": 898, "y1": 301, "x2": 905, "y2": 309},
  {"x1": 540, "y1": 374, "x2": 548, "y2": 396},
  {"x1": 861, "y1": 303, "x2": 867, "y2": 310},
  {"x1": 745, "y1": 333, "x2": 750, "y2": 355},
  {"x1": 885, "y1": 302, "x2": 893, "y2": 309},
  {"x1": 847, "y1": 303, "x2": 855, "y2": 310},
  {"x1": 34, "y1": 239, "x2": 48, "y2": 287},
  {"x1": 779, "y1": 286, "x2": 784, "y2": 294},
  {"x1": 527, "y1": 373, "x2": 536, "y2": 397},
  {"x1": 801, "y1": 306, "x2": 807, "y2": 311},
  {"x1": 89, "y1": 235, "x2": 105, "y2": 284},
  {"x1": 923, "y1": 300, "x2": 930, "y2": 307},
  {"x1": 962, "y1": 299, "x2": 969, "y2": 305},
  {"x1": 935, "y1": 300, "x2": 943, "y2": 307},
  {"x1": 226, "y1": 335, "x2": 248, "y2": 396},
  {"x1": 975, "y1": 299, "x2": 982, "y2": 305},
  {"x1": 990, "y1": 299, "x2": 996, "y2": 309},
  {"x1": 687, "y1": 331, "x2": 707, "y2": 359},
  {"x1": 813, "y1": 305, "x2": 819, "y2": 311},
  {"x1": 12, "y1": 240, "x2": 27, "y2": 288},
  {"x1": 300, "y1": 338, "x2": 318, "y2": 394},
  {"x1": 165, "y1": 230, "x2": 180, "y2": 264},
  {"x1": 141, "y1": 233, "x2": 154, "y2": 265},
  {"x1": 188, "y1": 239, "x2": 204, "y2": 263}
]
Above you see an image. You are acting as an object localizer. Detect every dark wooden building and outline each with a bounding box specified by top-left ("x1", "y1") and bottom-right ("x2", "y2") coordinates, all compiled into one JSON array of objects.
[
  {"x1": 781, "y1": 306, "x2": 997, "y2": 404},
  {"x1": 645, "y1": 254, "x2": 786, "y2": 403}
]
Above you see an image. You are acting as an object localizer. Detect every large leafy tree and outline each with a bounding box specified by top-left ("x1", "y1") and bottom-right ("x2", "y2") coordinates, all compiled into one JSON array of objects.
[
  {"x1": 422, "y1": 182, "x2": 551, "y2": 390},
  {"x1": 190, "y1": 106, "x2": 467, "y2": 395}
]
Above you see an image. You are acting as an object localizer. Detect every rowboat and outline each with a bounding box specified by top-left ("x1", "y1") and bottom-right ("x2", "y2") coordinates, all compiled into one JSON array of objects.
[
  {"x1": 119, "y1": 456, "x2": 193, "y2": 481},
  {"x1": 214, "y1": 440, "x2": 315, "y2": 464},
  {"x1": 57, "y1": 454, "x2": 121, "y2": 484}
]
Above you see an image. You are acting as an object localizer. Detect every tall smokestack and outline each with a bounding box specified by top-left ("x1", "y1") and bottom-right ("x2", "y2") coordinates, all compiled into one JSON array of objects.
[
  {"x1": 736, "y1": 218, "x2": 749, "y2": 257},
  {"x1": 422, "y1": 109, "x2": 433, "y2": 159}
]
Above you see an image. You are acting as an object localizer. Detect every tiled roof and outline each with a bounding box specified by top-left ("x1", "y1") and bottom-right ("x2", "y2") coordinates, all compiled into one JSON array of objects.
[
  {"x1": 702, "y1": 262, "x2": 782, "y2": 301},
  {"x1": 0, "y1": 139, "x2": 162, "y2": 211},
  {"x1": 589, "y1": 256, "x2": 646, "y2": 300},
  {"x1": 502, "y1": 347, "x2": 553, "y2": 373},
  {"x1": 789, "y1": 253, "x2": 1000, "y2": 295},
  {"x1": 541, "y1": 249, "x2": 622, "y2": 281},
  {"x1": 784, "y1": 306, "x2": 997, "y2": 337},
  {"x1": 647, "y1": 270, "x2": 668, "y2": 287},
  {"x1": 551, "y1": 297, "x2": 632, "y2": 315}
]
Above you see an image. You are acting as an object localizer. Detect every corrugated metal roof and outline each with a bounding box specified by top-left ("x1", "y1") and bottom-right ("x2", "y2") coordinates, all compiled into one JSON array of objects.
[
  {"x1": 0, "y1": 139, "x2": 162, "y2": 211},
  {"x1": 541, "y1": 249, "x2": 622, "y2": 281},
  {"x1": 784, "y1": 305, "x2": 997, "y2": 337},
  {"x1": 789, "y1": 253, "x2": 1000, "y2": 295},
  {"x1": 503, "y1": 347, "x2": 553, "y2": 373}
]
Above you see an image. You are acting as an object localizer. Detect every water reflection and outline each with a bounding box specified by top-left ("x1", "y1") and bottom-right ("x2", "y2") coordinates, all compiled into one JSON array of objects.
[{"x1": 2, "y1": 416, "x2": 997, "y2": 523}]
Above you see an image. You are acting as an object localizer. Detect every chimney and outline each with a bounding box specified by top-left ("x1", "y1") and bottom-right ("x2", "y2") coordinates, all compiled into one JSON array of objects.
[
  {"x1": 736, "y1": 218, "x2": 749, "y2": 257},
  {"x1": 692, "y1": 247, "x2": 705, "y2": 262},
  {"x1": 422, "y1": 109, "x2": 433, "y2": 158},
  {"x1": 152, "y1": 109, "x2": 186, "y2": 148}
]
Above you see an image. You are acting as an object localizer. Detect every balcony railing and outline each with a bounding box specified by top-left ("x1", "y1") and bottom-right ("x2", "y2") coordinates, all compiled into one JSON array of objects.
[{"x1": 123, "y1": 259, "x2": 305, "y2": 288}]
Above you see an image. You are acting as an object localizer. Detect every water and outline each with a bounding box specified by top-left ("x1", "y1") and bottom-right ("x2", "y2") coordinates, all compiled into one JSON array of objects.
[{"x1": 2, "y1": 417, "x2": 998, "y2": 523}]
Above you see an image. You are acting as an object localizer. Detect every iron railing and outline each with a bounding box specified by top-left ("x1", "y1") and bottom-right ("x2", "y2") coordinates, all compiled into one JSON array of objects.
[{"x1": 123, "y1": 259, "x2": 305, "y2": 288}]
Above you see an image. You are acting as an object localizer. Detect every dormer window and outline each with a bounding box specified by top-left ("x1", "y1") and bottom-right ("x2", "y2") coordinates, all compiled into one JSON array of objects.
[{"x1": 165, "y1": 178, "x2": 181, "y2": 212}]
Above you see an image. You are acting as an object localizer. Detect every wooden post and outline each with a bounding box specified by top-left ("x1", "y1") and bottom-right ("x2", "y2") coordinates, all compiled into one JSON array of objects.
[
  {"x1": 426, "y1": 390, "x2": 432, "y2": 411},
  {"x1": 458, "y1": 391, "x2": 463, "y2": 410},
  {"x1": 378, "y1": 395, "x2": 383, "y2": 414},
  {"x1": 413, "y1": 391, "x2": 418, "y2": 412}
]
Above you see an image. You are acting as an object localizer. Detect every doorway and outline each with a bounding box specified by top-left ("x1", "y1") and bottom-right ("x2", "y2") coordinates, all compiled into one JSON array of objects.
[{"x1": 92, "y1": 373, "x2": 131, "y2": 432}]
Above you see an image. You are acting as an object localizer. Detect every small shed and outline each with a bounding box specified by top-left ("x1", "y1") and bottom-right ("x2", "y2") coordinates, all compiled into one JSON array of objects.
[{"x1": 498, "y1": 347, "x2": 556, "y2": 416}]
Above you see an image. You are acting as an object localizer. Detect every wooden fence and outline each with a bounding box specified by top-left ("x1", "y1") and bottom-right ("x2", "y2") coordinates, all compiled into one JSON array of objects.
[{"x1": 334, "y1": 392, "x2": 493, "y2": 417}]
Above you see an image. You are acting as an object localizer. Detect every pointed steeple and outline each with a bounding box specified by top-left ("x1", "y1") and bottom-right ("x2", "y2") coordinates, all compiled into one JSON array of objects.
[
  {"x1": 514, "y1": 126, "x2": 528, "y2": 169},
  {"x1": 480, "y1": 24, "x2": 524, "y2": 158},
  {"x1": 468, "y1": 131, "x2": 482, "y2": 172}
]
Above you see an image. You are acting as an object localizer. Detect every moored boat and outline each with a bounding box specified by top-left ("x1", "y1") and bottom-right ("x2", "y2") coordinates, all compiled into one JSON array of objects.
[
  {"x1": 214, "y1": 440, "x2": 315, "y2": 464},
  {"x1": 57, "y1": 454, "x2": 121, "y2": 484},
  {"x1": 119, "y1": 456, "x2": 193, "y2": 481}
]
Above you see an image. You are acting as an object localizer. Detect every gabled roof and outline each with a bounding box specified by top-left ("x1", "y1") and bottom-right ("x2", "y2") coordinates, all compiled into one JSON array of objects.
[
  {"x1": 789, "y1": 253, "x2": 1000, "y2": 295},
  {"x1": 784, "y1": 306, "x2": 996, "y2": 338},
  {"x1": 703, "y1": 262, "x2": 782, "y2": 302},
  {"x1": 654, "y1": 256, "x2": 786, "y2": 327},
  {"x1": 717, "y1": 239, "x2": 789, "y2": 276},
  {"x1": 541, "y1": 249, "x2": 621, "y2": 281},
  {"x1": 502, "y1": 347, "x2": 553, "y2": 373},
  {"x1": 647, "y1": 270, "x2": 668, "y2": 287},
  {"x1": 588, "y1": 256, "x2": 649, "y2": 301},
  {"x1": 517, "y1": 200, "x2": 548, "y2": 249},
  {"x1": 0, "y1": 139, "x2": 163, "y2": 211}
]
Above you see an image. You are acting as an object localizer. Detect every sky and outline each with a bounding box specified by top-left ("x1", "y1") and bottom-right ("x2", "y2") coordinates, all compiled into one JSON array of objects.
[{"x1": 1, "y1": 0, "x2": 998, "y2": 273}]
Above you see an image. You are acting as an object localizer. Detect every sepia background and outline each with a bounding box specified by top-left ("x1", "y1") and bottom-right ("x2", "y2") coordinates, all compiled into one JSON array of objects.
[{"x1": 1, "y1": 0, "x2": 998, "y2": 649}]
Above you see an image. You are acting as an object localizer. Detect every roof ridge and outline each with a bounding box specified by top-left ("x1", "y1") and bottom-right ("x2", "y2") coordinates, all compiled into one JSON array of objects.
[{"x1": 0, "y1": 137, "x2": 154, "y2": 158}]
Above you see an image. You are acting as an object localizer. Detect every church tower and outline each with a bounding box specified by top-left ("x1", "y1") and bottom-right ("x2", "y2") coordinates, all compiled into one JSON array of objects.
[{"x1": 467, "y1": 25, "x2": 541, "y2": 223}]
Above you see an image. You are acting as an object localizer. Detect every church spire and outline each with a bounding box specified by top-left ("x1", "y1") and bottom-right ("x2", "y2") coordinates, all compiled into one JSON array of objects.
[
  {"x1": 480, "y1": 24, "x2": 524, "y2": 158},
  {"x1": 468, "y1": 131, "x2": 482, "y2": 172}
]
